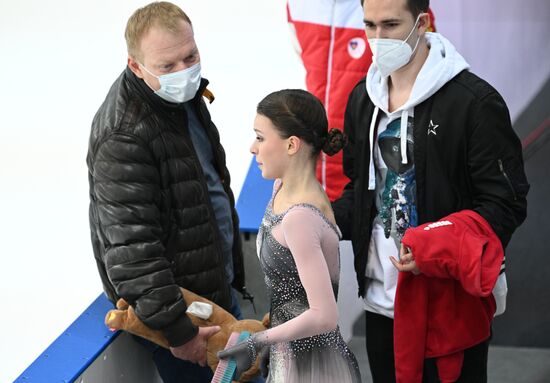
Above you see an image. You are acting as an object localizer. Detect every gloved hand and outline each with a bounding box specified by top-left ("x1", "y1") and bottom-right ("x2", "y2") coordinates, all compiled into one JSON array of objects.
[{"x1": 217, "y1": 333, "x2": 266, "y2": 380}]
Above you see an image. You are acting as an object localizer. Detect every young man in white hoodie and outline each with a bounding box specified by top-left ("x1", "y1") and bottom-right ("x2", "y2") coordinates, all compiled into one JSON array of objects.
[{"x1": 333, "y1": 0, "x2": 529, "y2": 382}]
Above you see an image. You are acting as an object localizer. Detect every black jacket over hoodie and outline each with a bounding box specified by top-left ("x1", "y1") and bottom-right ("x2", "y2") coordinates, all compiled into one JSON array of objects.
[
  {"x1": 333, "y1": 70, "x2": 529, "y2": 298},
  {"x1": 87, "y1": 67, "x2": 244, "y2": 346}
]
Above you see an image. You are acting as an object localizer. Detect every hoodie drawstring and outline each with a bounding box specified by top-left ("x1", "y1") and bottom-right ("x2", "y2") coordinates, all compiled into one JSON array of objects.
[
  {"x1": 400, "y1": 109, "x2": 409, "y2": 164},
  {"x1": 368, "y1": 106, "x2": 379, "y2": 190}
]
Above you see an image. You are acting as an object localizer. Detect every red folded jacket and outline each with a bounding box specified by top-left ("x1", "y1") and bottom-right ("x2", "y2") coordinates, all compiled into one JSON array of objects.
[{"x1": 395, "y1": 210, "x2": 503, "y2": 383}]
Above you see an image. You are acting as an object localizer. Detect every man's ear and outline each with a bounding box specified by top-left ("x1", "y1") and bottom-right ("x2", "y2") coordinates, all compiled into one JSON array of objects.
[
  {"x1": 287, "y1": 136, "x2": 301, "y2": 155},
  {"x1": 418, "y1": 12, "x2": 430, "y2": 34},
  {"x1": 127, "y1": 56, "x2": 144, "y2": 79}
]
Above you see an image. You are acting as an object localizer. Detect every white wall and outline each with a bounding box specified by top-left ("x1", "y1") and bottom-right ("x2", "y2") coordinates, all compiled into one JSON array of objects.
[{"x1": 0, "y1": 1, "x2": 304, "y2": 382}]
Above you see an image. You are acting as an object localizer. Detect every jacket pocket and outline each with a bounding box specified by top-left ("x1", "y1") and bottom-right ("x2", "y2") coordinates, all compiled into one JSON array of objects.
[
  {"x1": 497, "y1": 158, "x2": 517, "y2": 200},
  {"x1": 497, "y1": 157, "x2": 529, "y2": 201}
]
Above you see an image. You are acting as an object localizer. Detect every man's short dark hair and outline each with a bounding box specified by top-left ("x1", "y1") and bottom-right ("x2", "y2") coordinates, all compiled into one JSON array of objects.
[
  {"x1": 360, "y1": 0, "x2": 429, "y2": 18},
  {"x1": 407, "y1": 0, "x2": 429, "y2": 17}
]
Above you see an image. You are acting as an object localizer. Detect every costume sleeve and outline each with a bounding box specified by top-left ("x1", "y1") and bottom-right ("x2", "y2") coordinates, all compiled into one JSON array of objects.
[
  {"x1": 254, "y1": 208, "x2": 338, "y2": 345},
  {"x1": 468, "y1": 90, "x2": 529, "y2": 247},
  {"x1": 92, "y1": 133, "x2": 195, "y2": 346}
]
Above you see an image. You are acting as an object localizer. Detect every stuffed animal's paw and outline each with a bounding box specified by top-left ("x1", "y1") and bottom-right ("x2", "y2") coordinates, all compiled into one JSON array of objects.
[
  {"x1": 104, "y1": 309, "x2": 125, "y2": 331},
  {"x1": 104, "y1": 304, "x2": 170, "y2": 348}
]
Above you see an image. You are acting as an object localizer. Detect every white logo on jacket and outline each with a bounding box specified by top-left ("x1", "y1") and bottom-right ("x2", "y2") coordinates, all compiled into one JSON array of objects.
[
  {"x1": 428, "y1": 120, "x2": 439, "y2": 135},
  {"x1": 423, "y1": 220, "x2": 453, "y2": 230}
]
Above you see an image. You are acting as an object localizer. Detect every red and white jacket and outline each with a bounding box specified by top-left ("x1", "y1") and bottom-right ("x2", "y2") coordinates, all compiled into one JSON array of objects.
[
  {"x1": 395, "y1": 210, "x2": 503, "y2": 383},
  {"x1": 287, "y1": 0, "x2": 436, "y2": 200}
]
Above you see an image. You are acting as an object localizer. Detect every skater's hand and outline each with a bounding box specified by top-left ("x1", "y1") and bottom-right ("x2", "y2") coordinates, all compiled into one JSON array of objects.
[{"x1": 218, "y1": 334, "x2": 264, "y2": 379}]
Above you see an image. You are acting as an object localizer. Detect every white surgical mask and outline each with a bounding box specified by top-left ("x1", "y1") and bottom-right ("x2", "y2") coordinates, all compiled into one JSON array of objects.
[
  {"x1": 368, "y1": 15, "x2": 422, "y2": 78},
  {"x1": 140, "y1": 62, "x2": 201, "y2": 103}
]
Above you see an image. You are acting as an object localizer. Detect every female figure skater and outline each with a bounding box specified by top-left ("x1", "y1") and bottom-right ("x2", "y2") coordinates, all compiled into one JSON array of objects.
[{"x1": 218, "y1": 89, "x2": 361, "y2": 383}]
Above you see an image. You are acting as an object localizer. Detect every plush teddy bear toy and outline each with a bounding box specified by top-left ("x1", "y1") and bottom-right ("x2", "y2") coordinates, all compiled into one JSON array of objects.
[{"x1": 105, "y1": 288, "x2": 268, "y2": 382}]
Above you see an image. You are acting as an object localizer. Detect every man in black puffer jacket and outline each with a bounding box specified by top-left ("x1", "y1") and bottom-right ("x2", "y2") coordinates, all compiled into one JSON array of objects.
[{"x1": 87, "y1": 2, "x2": 251, "y2": 381}]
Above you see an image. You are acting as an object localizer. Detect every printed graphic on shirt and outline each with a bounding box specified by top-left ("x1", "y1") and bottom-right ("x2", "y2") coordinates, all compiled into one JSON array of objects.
[{"x1": 378, "y1": 117, "x2": 417, "y2": 240}]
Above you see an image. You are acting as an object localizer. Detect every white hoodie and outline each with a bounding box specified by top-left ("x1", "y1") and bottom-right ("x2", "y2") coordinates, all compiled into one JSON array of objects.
[
  {"x1": 364, "y1": 32, "x2": 470, "y2": 191},
  {"x1": 362, "y1": 33, "x2": 508, "y2": 318}
]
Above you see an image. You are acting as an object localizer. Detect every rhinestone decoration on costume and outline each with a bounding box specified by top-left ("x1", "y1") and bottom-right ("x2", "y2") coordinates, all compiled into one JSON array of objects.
[{"x1": 256, "y1": 202, "x2": 361, "y2": 382}]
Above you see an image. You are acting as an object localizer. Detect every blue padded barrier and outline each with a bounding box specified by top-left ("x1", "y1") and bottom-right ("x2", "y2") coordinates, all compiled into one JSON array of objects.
[
  {"x1": 14, "y1": 294, "x2": 117, "y2": 383},
  {"x1": 235, "y1": 157, "x2": 273, "y2": 232}
]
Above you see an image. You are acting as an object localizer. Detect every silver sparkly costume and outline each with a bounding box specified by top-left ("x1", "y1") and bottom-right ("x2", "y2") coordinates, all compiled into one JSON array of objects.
[{"x1": 257, "y1": 202, "x2": 362, "y2": 383}]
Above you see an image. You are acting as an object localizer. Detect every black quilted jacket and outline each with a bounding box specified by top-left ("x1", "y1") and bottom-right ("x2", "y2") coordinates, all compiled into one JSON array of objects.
[
  {"x1": 333, "y1": 70, "x2": 529, "y2": 298},
  {"x1": 87, "y1": 67, "x2": 244, "y2": 346}
]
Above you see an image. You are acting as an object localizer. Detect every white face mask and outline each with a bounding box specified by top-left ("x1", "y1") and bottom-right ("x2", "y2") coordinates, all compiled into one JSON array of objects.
[
  {"x1": 368, "y1": 15, "x2": 422, "y2": 78},
  {"x1": 140, "y1": 62, "x2": 201, "y2": 103}
]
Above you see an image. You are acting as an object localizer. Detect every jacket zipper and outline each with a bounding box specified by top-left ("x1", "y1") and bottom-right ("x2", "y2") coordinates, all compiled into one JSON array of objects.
[
  {"x1": 320, "y1": 0, "x2": 337, "y2": 190},
  {"x1": 498, "y1": 159, "x2": 517, "y2": 200}
]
